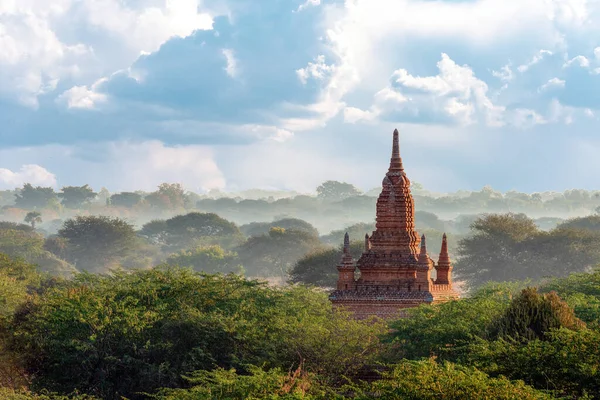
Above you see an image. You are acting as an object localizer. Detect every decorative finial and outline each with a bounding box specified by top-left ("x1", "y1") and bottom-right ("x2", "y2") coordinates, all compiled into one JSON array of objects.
[
  {"x1": 418, "y1": 234, "x2": 429, "y2": 263},
  {"x1": 365, "y1": 233, "x2": 371, "y2": 251},
  {"x1": 389, "y1": 129, "x2": 404, "y2": 171},
  {"x1": 343, "y1": 232, "x2": 350, "y2": 254},
  {"x1": 438, "y1": 232, "x2": 450, "y2": 266}
]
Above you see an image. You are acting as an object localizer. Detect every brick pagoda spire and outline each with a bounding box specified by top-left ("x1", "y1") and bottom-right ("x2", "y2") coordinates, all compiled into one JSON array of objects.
[{"x1": 329, "y1": 129, "x2": 459, "y2": 319}]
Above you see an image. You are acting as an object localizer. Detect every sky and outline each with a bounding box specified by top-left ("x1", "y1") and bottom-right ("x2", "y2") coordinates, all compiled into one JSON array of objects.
[{"x1": 1, "y1": 0, "x2": 600, "y2": 194}]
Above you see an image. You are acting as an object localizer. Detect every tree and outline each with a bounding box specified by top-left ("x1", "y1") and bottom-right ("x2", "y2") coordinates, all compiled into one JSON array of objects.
[
  {"x1": 165, "y1": 245, "x2": 242, "y2": 274},
  {"x1": 155, "y1": 360, "x2": 550, "y2": 400},
  {"x1": 240, "y1": 218, "x2": 319, "y2": 237},
  {"x1": 289, "y1": 241, "x2": 364, "y2": 287},
  {"x1": 415, "y1": 211, "x2": 446, "y2": 231},
  {"x1": 109, "y1": 192, "x2": 143, "y2": 208},
  {"x1": 0, "y1": 226, "x2": 76, "y2": 277},
  {"x1": 558, "y1": 215, "x2": 600, "y2": 232},
  {"x1": 146, "y1": 183, "x2": 186, "y2": 210},
  {"x1": 58, "y1": 216, "x2": 138, "y2": 272},
  {"x1": 139, "y1": 213, "x2": 242, "y2": 251},
  {"x1": 489, "y1": 287, "x2": 585, "y2": 341},
  {"x1": 320, "y1": 223, "x2": 376, "y2": 245},
  {"x1": 24, "y1": 211, "x2": 42, "y2": 229},
  {"x1": 362, "y1": 359, "x2": 551, "y2": 400},
  {"x1": 14, "y1": 184, "x2": 57, "y2": 209},
  {"x1": 0, "y1": 254, "x2": 41, "y2": 389},
  {"x1": 237, "y1": 228, "x2": 324, "y2": 278},
  {"x1": 58, "y1": 185, "x2": 97, "y2": 209},
  {"x1": 0, "y1": 254, "x2": 40, "y2": 318},
  {"x1": 9, "y1": 269, "x2": 385, "y2": 399},
  {"x1": 0, "y1": 222, "x2": 33, "y2": 232},
  {"x1": 316, "y1": 181, "x2": 362, "y2": 202},
  {"x1": 97, "y1": 187, "x2": 111, "y2": 204},
  {"x1": 454, "y1": 213, "x2": 600, "y2": 289},
  {"x1": 385, "y1": 282, "x2": 517, "y2": 362}
]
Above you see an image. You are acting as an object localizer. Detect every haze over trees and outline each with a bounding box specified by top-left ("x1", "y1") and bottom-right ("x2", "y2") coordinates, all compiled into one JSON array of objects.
[
  {"x1": 456, "y1": 213, "x2": 600, "y2": 289},
  {"x1": 1, "y1": 179, "x2": 600, "y2": 398}
]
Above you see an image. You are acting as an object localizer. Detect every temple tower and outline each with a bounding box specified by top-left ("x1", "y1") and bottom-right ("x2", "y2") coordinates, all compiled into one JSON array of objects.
[
  {"x1": 435, "y1": 233, "x2": 452, "y2": 285},
  {"x1": 330, "y1": 129, "x2": 459, "y2": 319},
  {"x1": 336, "y1": 233, "x2": 356, "y2": 291}
]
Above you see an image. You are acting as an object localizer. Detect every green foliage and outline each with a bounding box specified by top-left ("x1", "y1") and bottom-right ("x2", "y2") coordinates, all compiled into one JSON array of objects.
[
  {"x1": 468, "y1": 328, "x2": 600, "y2": 398},
  {"x1": 0, "y1": 389, "x2": 97, "y2": 399},
  {"x1": 109, "y1": 192, "x2": 143, "y2": 208},
  {"x1": 415, "y1": 210, "x2": 447, "y2": 231},
  {"x1": 58, "y1": 185, "x2": 97, "y2": 209},
  {"x1": 156, "y1": 360, "x2": 550, "y2": 400},
  {"x1": 58, "y1": 216, "x2": 138, "y2": 272},
  {"x1": 0, "y1": 254, "x2": 40, "y2": 318},
  {"x1": 320, "y1": 223, "x2": 375, "y2": 246},
  {"x1": 558, "y1": 215, "x2": 600, "y2": 231},
  {"x1": 540, "y1": 269, "x2": 600, "y2": 325},
  {"x1": 385, "y1": 283, "x2": 516, "y2": 362},
  {"x1": 489, "y1": 287, "x2": 585, "y2": 341},
  {"x1": 316, "y1": 181, "x2": 362, "y2": 202},
  {"x1": 14, "y1": 184, "x2": 57, "y2": 210},
  {"x1": 237, "y1": 228, "x2": 324, "y2": 277},
  {"x1": 0, "y1": 229, "x2": 76, "y2": 277},
  {"x1": 288, "y1": 241, "x2": 364, "y2": 287},
  {"x1": 165, "y1": 245, "x2": 242, "y2": 274},
  {"x1": 0, "y1": 254, "x2": 41, "y2": 388},
  {"x1": 456, "y1": 213, "x2": 600, "y2": 289},
  {"x1": 0, "y1": 229, "x2": 46, "y2": 260},
  {"x1": 0, "y1": 222, "x2": 34, "y2": 232},
  {"x1": 9, "y1": 268, "x2": 384, "y2": 399},
  {"x1": 359, "y1": 359, "x2": 551, "y2": 400},
  {"x1": 24, "y1": 212, "x2": 42, "y2": 229},
  {"x1": 43, "y1": 236, "x2": 69, "y2": 260},
  {"x1": 140, "y1": 213, "x2": 243, "y2": 251},
  {"x1": 155, "y1": 365, "x2": 330, "y2": 400},
  {"x1": 145, "y1": 183, "x2": 186, "y2": 210},
  {"x1": 240, "y1": 218, "x2": 319, "y2": 238}
]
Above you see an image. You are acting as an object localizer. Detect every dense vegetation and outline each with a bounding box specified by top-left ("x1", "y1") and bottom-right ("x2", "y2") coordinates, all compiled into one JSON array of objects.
[
  {"x1": 2, "y1": 181, "x2": 600, "y2": 398},
  {"x1": 1, "y1": 254, "x2": 599, "y2": 399}
]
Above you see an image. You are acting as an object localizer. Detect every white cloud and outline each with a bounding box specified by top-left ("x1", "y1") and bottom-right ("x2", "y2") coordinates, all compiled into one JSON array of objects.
[
  {"x1": 0, "y1": 164, "x2": 57, "y2": 189},
  {"x1": 563, "y1": 55, "x2": 590, "y2": 68},
  {"x1": 538, "y1": 77, "x2": 566, "y2": 91},
  {"x1": 508, "y1": 108, "x2": 547, "y2": 128},
  {"x1": 347, "y1": 53, "x2": 505, "y2": 127},
  {"x1": 492, "y1": 63, "x2": 514, "y2": 83},
  {"x1": 0, "y1": 141, "x2": 225, "y2": 192},
  {"x1": 103, "y1": 141, "x2": 225, "y2": 192},
  {"x1": 56, "y1": 79, "x2": 108, "y2": 109},
  {"x1": 296, "y1": 55, "x2": 336, "y2": 85},
  {"x1": 343, "y1": 106, "x2": 379, "y2": 123},
  {"x1": 222, "y1": 49, "x2": 238, "y2": 78},
  {"x1": 296, "y1": 0, "x2": 321, "y2": 12},
  {"x1": 517, "y1": 49, "x2": 553, "y2": 72},
  {"x1": 547, "y1": 98, "x2": 574, "y2": 124},
  {"x1": 302, "y1": 0, "x2": 598, "y2": 132},
  {"x1": 0, "y1": 0, "x2": 213, "y2": 107},
  {"x1": 78, "y1": 0, "x2": 213, "y2": 54},
  {"x1": 246, "y1": 125, "x2": 295, "y2": 142}
]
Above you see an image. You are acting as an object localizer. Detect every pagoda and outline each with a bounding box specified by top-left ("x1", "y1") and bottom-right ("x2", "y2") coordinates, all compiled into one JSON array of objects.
[{"x1": 329, "y1": 129, "x2": 459, "y2": 319}]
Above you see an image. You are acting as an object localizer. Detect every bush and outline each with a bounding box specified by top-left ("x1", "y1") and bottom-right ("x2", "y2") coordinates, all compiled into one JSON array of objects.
[{"x1": 489, "y1": 287, "x2": 585, "y2": 341}]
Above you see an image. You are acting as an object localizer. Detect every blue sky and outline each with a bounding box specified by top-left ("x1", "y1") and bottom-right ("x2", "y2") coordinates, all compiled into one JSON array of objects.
[{"x1": 1, "y1": 0, "x2": 600, "y2": 194}]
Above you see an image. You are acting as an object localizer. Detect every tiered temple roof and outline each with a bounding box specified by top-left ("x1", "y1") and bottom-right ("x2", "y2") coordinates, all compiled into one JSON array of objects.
[{"x1": 329, "y1": 129, "x2": 459, "y2": 319}]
